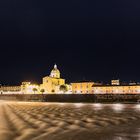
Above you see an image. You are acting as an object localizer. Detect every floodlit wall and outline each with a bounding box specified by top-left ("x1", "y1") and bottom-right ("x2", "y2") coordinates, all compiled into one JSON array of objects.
[
  {"x1": 41, "y1": 76, "x2": 65, "y2": 93},
  {"x1": 0, "y1": 86, "x2": 21, "y2": 92},
  {"x1": 71, "y1": 82, "x2": 94, "y2": 94},
  {"x1": 93, "y1": 85, "x2": 140, "y2": 94}
]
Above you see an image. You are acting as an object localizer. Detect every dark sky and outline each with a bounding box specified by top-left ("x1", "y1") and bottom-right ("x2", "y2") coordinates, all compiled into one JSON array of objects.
[{"x1": 0, "y1": 0, "x2": 140, "y2": 85}]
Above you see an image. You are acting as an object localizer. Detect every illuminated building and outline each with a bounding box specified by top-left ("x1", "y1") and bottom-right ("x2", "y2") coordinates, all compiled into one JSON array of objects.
[
  {"x1": 71, "y1": 82, "x2": 95, "y2": 94},
  {"x1": 0, "y1": 65, "x2": 65, "y2": 94},
  {"x1": 111, "y1": 80, "x2": 120, "y2": 85},
  {"x1": 40, "y1": 64, "x2": 65, "y2": 93},
  {"x1": 93, "y1": 83, "x2": 140, "y2": 94},
  {"x1": 0, "y1": 82, "x2": 39, "y2": 94},
  {"x1": 72, "y1": 80, "x2": 140, "y2": 94},
  {"x1": 0, "y1": 86, "x2": 21, "y2": 93},
  {"x1": 21, "y1": 82, "x2": 39, "y2": 94},
  {"x1": 2, "y1": 65, "x2": 140, "y2": 95}
]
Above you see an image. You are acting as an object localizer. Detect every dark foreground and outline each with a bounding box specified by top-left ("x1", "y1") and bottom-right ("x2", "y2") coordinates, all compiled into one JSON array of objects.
[
  {"x1": 0, "y1": 94, "x2": 140, "y2": 103},
  {"x1": 1, "y1": 101, "x2": 140, "y2": 140}
]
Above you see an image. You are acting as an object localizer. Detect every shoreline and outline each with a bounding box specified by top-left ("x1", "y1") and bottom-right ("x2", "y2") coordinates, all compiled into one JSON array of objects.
[{"x1": 0, "y1": 94, "x2": 140, "y2": 103}]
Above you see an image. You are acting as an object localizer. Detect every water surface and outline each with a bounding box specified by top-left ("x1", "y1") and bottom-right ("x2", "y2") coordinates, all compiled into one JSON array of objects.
[{"x1": 0, "y1": 101, "x2": 140, "y2": 140}]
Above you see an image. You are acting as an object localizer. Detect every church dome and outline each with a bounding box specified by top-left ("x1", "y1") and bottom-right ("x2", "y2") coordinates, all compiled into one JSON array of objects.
[{"x1": 50, "y1": 64, "x2": 60, "y2": 78}]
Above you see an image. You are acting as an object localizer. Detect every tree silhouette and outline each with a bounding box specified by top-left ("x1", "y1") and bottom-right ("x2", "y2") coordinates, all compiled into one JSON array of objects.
[
  {"x1": 40, "y1": 89, "x2": 45, "y2": 94},
  {"x1": 33, "y1": 88, "x2": 38, "y2": 94},
  {"x1": 60, "y1": 85, "x2": 68, "y2": 93}
]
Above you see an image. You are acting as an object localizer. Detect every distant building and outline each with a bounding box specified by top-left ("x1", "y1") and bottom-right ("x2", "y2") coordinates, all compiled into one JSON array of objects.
[
  {"x1": 129, "y1": 82, "x2": 137, "y2": 85},
  {"x1": 21, "y1": 82, "x2": 39, "y2": 94},
  {"x1": 93, "y1": 84, "x2": 140, "y2": 94},
  {"x1": 71, "y1": 81, "x2": 95, "y2": 94},
  {"x1": 0, "y1": 86, "x2": 21, "y2": 93},
  {"x1": 40, "y1": 64, "x2": 65, "y2": 93},
  {"x1": 2, "y1": 65, "x2": 140, "y2": 95},
  {"x1": 111, "y1": 80, "x2": 120, "y2": 85}
]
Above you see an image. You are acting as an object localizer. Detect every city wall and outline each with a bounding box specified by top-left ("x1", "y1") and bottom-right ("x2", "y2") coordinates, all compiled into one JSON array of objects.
[{"x1": 0, "y1": 94, "x2": 140, "y2": 103}]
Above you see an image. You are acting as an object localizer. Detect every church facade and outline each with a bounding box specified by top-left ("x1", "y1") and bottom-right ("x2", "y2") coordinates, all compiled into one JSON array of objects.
[{"x1": 40, "y1": 64, "x2": 65, "y2": 93}]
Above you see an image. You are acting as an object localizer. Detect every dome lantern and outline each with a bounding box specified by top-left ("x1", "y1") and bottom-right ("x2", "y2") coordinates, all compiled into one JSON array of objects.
[
  {"x1": 50, "y1": 64, "x2": 60, "y2": 78},
  {"x1": 54, "y1": 64, "x2": 57, "y2": 69}
]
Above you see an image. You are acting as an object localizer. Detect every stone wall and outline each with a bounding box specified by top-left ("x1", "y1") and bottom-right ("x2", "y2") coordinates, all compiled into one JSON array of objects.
[{"x1": 0, "y1": 94, "x2": 140, "y2": 103}]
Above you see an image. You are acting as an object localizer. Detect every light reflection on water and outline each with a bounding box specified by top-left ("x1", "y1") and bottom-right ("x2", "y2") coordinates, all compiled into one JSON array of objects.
[
  {"x1": 57, "y1": 103, "x2": 140, "y2": 140},
  {"x1": 74, "y1": 103, "x2": 84, "y2": 108},
  {"x1": 5, "y1": 101, "x2": 140, "y2": 140},
  {"x1": 56, "y1": 103, "x2": 140, "y2": 140},
  {"x1": 112, "y1": 104, "x2": 124, "y2": 112},
  {"x1": 134, "y1": 104, "x2": 140, "y2": 111},
  {"x1": 92, "y1": 103, "x2": 103, "y2": 110},
  {"x1": 73, "y1": 103, "x2": 125, "y2": 112}
]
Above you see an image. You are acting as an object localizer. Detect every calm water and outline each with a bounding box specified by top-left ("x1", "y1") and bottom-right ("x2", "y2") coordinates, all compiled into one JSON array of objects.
[{"x1": 1, "y1": 101, "x2": 140, "y2": 140}]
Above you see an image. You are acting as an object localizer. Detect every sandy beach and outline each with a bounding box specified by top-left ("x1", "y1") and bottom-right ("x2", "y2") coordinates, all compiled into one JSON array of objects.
[{"x1": 0, "y1": 101, "x2": 140, "y2": 140}]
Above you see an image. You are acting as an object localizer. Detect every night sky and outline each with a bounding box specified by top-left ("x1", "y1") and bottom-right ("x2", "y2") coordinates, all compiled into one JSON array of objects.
[{"x1": 0, "y1": 0, "x2": 140, "y2": 85}]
